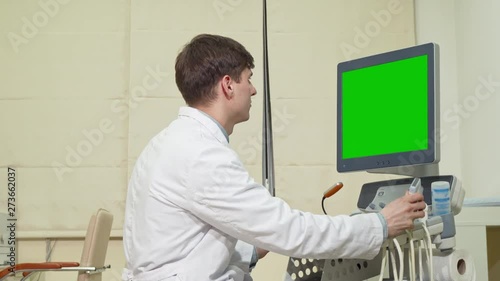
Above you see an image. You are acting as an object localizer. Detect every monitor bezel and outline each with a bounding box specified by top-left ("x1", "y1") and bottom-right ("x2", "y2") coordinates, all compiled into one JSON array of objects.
[{"x1": 337, "y1": 43, "x2": 440, "y2": 173}]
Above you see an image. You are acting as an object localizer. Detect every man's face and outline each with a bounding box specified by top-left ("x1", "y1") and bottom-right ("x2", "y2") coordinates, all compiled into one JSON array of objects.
[{"x1": 232, "y1": 68, "x2": 257, "y2": 123}]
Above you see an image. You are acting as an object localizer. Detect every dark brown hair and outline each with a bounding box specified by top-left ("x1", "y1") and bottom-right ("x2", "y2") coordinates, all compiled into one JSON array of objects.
[{"x1": 175, "y1": 34, "x2": 255, "y2": 106}]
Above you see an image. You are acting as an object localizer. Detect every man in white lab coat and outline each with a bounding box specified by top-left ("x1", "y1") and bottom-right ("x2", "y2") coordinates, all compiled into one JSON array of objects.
[{"x1": 122, "y1": 34, "x2": 425, "y2": 281}]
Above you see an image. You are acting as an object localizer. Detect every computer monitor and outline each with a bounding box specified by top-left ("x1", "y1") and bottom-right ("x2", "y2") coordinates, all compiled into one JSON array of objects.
[{"x1": 336, "y1": 43, "x2": 440, "y2": 175}]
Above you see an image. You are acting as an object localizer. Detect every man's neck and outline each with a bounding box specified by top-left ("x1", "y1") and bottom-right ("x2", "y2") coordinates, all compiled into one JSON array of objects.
[{"x1": 193, "y1": 105, "x2": 234, "y2": 136}]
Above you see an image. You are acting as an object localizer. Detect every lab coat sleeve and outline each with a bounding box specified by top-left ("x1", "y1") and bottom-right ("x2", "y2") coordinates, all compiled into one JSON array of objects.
[{"x1": 183, "y1": 143, "x2": 384, "y2": 260}]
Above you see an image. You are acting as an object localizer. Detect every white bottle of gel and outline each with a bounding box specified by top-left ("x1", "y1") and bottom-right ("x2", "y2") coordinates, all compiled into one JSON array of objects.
[{"x1": 431, "y1": 181, "x2": 451, "y2": 216}]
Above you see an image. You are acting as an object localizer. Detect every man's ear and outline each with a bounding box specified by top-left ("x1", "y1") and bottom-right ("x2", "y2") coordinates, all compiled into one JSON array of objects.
[{"x1": 221, "y1": 75, "x2": 234, "y2": 100}]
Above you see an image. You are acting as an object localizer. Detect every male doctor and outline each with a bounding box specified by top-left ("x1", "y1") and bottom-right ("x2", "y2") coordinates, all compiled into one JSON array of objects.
[{"x1": 123, "y1": 34, "x2": 426, "y2": 281}]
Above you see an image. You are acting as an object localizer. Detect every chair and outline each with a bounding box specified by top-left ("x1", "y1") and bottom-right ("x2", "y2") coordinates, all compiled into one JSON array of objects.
[{"x1": 0, "y1": 208, "x2": 113, "y2": 281}]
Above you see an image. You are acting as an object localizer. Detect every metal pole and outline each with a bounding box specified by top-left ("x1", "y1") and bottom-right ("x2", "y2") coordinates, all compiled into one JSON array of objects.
[{"x1": 262, "y1": 0, "x2": 275, "y2": 196}]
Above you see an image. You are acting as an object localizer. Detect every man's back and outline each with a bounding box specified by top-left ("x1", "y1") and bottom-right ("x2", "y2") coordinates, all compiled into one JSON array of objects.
[{"x1": 124, "y1": 107, "x2": 256, "y2": 281}]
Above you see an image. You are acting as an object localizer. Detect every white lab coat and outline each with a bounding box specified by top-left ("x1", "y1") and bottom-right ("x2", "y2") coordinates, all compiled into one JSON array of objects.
[{"x1": 123, "y1": 106, "x2": 384, "y2": 281}]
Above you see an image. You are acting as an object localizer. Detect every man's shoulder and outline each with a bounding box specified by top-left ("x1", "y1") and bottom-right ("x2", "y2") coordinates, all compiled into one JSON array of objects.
[{"x1": 148, "y1": 117, "x2": 230, "y2": 160}]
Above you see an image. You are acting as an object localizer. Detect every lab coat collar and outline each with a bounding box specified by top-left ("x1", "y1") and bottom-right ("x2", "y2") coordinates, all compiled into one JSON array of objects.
[{"x1": 178, "y1": 106, "x2": 229, "y2": 144}]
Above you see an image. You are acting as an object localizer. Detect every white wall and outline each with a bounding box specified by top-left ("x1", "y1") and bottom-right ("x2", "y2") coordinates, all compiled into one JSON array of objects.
[
  {"x1": 416, "y1": 1, "x2": 500, "y2": 280},
  {"x1": 0, "y1": 0, "x2": 415, "y2": 280},
  {"x1": 454, "y1": 0, "x2": 500, "y2": 199},
  {"x1": 416, "y1": 0, "x2": 500, "y2": 199},
  {"x1": 0, "y1": 0, "x2": 130, "y2": 236}
]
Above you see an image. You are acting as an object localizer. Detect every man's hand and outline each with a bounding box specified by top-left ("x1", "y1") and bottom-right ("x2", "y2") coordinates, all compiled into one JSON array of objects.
[
  {"x1": 256, "y1": 247, "x2": 269, "y2": 259},
  {"x1": 380, "y1": 191, "x2": 426, "y2": 238}
]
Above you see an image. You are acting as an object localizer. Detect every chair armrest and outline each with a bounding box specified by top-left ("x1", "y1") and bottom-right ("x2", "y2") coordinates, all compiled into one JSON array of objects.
[
  {"x1": 20, "y1": 262, "x2": 80, "y2": 277},
  {"x1": 16, "y1": 262, "x2": 66, "y2": 271}
]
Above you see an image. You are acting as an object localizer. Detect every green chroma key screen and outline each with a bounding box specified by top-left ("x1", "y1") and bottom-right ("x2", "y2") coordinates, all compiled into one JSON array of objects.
[{"x1": 341, "y1": 55, "x2": 428, "y2": 159}]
